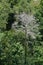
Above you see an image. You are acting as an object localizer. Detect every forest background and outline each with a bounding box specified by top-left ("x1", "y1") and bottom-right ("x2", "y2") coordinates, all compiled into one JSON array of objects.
[{"x1": 0, "y1": 0, "x2": 43, "y2": 65}]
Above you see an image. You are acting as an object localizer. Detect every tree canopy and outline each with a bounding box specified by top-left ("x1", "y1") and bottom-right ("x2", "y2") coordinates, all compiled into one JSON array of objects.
[{"x1": 0, "y1": 0, "x2": 43, "y2": 65}]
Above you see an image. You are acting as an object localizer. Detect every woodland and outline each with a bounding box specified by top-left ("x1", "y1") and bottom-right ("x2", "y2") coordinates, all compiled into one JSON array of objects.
[{"x1": 0, "y1": 0, "x2": 43, "y2": 65}]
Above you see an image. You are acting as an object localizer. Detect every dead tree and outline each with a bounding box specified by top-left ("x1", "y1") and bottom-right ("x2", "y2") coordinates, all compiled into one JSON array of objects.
[{"x1": 12, "y1": 12, "x2": 39, "y2": 65}]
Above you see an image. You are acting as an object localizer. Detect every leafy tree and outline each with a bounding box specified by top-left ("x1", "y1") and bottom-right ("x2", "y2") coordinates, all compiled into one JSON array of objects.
[
  {"x1": 34, "y1": 0, "x2": 43, "y2": 64},
  {"x1": 0, "y1": 0, "x2": 43, "y2": 65},
  {"x1": 0, "y1": 30, "x2": 25, "y2": 65},
  {"x1": 0, "y1": 0, "x2": 31, "y2": 31}
]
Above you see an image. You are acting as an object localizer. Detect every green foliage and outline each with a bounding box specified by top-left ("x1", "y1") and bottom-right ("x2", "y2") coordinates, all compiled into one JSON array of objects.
[
  {"x1": 0, "y1": 0, "x2": 43, "y2": 65},
  {"x1": 0, "y1": 0, "x2": 31, "y2": 30},
  {"x1": 35, "y1": 0, "x2": 43, "y2": 41},
  {"x1": 0, "y1": 31, "x2": 25, "y2": 65},
  {"x1": 34, "y1": 0, "x2": 43, "y2": 64}
]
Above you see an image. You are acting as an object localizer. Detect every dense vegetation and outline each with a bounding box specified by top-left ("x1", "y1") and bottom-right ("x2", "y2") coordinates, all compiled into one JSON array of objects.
[{"x1": 0, "y1": 0, "x2": 43, "y2": 65}]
